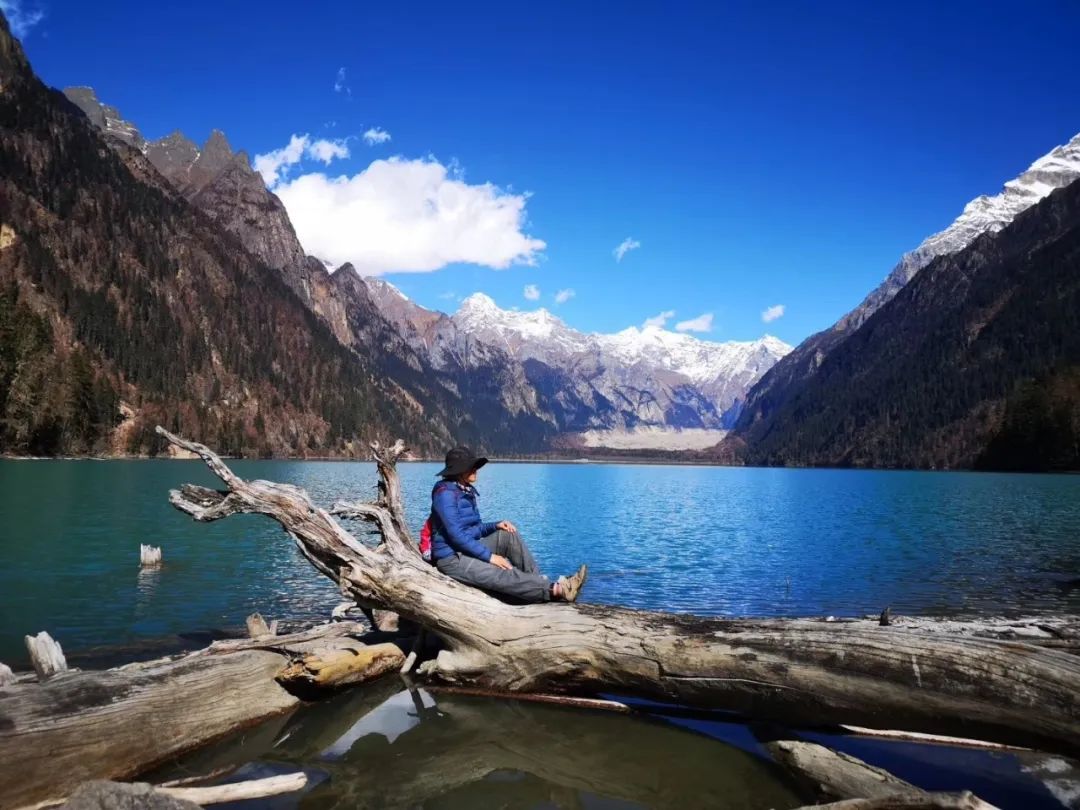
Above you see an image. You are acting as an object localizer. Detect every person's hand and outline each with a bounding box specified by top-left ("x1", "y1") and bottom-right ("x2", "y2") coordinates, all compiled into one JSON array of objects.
[
  {"x1": 489, "y1": 553, "x2": 513, "y2": 570},
  {"x1": 496, "y1": 520, "x2": 518, "y2": 534}
]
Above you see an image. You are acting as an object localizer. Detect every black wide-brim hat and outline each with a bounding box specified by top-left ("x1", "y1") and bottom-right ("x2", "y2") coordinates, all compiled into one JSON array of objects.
[{"x1": 437, "y1": 446, "x2": 489, "y2": 477}]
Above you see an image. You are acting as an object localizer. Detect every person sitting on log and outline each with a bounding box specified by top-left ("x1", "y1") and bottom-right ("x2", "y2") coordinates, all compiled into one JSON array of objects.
[{"x1": 429, "y1": 446, "x2": 587, "y2": 603}]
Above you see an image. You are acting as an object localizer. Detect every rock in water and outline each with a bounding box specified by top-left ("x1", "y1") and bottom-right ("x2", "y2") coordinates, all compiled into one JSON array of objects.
[{"x1": 62, "y1": 782, "x2": 201, "y2": 810}]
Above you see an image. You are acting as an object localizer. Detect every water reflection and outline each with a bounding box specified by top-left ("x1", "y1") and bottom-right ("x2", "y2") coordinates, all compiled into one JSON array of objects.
[
  {"x1": 134, "y1": 566, "x2": 161, "y2": 615},
  {"x1": 155, "y1": 683, "x2": 803, "y2": 810}
]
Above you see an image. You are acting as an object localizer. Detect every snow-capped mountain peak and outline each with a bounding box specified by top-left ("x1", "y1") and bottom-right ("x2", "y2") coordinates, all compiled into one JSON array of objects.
[
  {"x1": 453, "y1": 295, "x2": 586, "y2": 355},
  {"x1": 599, "y1": 324, "x2": 791, "y2": 385},
  {"x1": 838, "y1": 131, "x2": 1080, "y2": 332},
  {"x1": 459, "y1": 291, "x2": 499, "y2": 313}
]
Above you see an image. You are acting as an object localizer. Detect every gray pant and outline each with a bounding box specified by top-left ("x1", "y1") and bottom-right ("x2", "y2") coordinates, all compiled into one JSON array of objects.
[{"x1": 435, "y1": 529, "x2": 551, "y2": 603}]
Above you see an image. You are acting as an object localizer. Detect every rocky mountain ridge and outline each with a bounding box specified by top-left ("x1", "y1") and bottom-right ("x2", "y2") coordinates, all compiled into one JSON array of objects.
[
  {"x1": 1, "y1": 16, "x2": 463, "y2": 458},
  {"x1": 59, "y1": 81, "x2": 790, "y2": 451}
]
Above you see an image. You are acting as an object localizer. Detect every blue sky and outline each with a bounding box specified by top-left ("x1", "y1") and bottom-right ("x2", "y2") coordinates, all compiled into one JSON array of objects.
[{"x1": 7, "y1": 0, "x2": 1080, "y2": 345}]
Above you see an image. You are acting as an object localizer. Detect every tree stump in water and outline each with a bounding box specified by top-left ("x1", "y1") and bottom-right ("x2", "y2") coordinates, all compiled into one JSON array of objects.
[
  {"x1": 25, "y1": 630, "x2": 67, "y2": 681},
  {"x1": 245, "y1": 612, "x2": 276, "y2": 639}
]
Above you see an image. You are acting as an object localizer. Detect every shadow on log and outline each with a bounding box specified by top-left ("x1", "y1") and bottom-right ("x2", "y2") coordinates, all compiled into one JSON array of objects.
[{"x1": 154, "y1": 427, "x2": 1080, "y2": 757}]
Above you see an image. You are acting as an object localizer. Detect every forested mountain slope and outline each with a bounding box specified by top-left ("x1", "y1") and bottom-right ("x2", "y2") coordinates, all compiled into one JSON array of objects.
[
  {"x1": 728, "y1": 178, "x2": 1080, "y2": 470},
  {"x1": 734, "y1": 132, "x2": 1080, "y2": 458},
  {"x1": 0, "y1": 15, "x2": 454, "y2": 457}
]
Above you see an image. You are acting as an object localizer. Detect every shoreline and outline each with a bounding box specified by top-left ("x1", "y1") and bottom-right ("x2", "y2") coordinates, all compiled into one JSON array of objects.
[{"x1": 2, "y1": 453, "x2": 1077, "y2": 474}]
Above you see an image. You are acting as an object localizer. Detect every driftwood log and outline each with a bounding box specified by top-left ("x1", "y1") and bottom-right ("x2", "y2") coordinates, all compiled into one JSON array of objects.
[
  {"x1": 154, "y1": 428, "x2": 1080, "y2": 756},
  {"x1": 0, "y1": 621, "x2": 393, "y2": 808}
]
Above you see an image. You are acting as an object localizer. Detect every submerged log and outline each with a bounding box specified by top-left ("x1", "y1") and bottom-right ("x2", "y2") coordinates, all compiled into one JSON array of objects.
[
  {"x1": 767, "y1": 740, "x2": 926, "y2": 802},
  {"x1": 0, "y1": 621, "x2": 394, "y2": 808},
  {"x1": 266, "y1": 685, "x2": 804, "y2": 809},
  {"x1": 797, "y1": 794, "x2": 998, "y2": 810},
  {"x1": 156, "y1": 427, "x2": 1080, "y2": 756}
]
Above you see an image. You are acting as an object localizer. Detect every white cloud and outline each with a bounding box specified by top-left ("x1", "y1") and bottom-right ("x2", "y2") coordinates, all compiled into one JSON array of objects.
[
  {"x1": 613, "y1": 237, "x2": 641, "y2": 262},
  {"x1": 523, "y1": 284, "x2": 541, "y2": 301},
  {"x1": 253, "y1": 134, "x2": 310, "y2": 186},
  {"x1": 0, "y1": 0, "x2": 44, "y2": 39},
  {"x1": 438, "y1": 291, "x2": 459, "y2": 301},
  {"x1": 761, "y1": 304, "x2": 785, "y2": 323},
  {"x1": 363, "y1": 127, "x2": 392, "y2": 146},
  {"x1": 554, "y1": 288, "x2": 576, "y2": 304},
  {"x1": 675, "y1": 312, "x2": 714, "y2": 333},
  {"x1": 273, "y1": 156, "x2": 546, "y2": 275},
  {"x1": 334, "y1": 67, "x2": 350, "y2": 95},
  {"x1": 253, "y1": 134, "x2": 352, "y2": 185},
  {"x1": 307, "y1": 138, "x2": 350, "y2": 164},
  {"x1": 643, "y1": 309, "x2": 675, "y2": 329}
]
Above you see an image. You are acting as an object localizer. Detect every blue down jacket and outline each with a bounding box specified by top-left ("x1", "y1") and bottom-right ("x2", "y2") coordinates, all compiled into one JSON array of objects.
[{"x1": 430, "y1": 481, "x2": 498, "y2": 562}]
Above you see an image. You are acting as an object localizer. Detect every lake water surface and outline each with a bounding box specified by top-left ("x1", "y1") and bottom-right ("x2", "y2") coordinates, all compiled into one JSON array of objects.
[
  {"x1": 2, "y1": 459, "x2": 1080, "y2": 661},
  {"x1": 4, "y1": 459, "x2": 1079, "y2": 808}
]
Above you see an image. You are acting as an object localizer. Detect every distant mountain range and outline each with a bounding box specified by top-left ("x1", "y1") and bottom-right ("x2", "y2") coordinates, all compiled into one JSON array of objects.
[{"x1": 366, "y1": 281, "x2": 790, "y2": 449}]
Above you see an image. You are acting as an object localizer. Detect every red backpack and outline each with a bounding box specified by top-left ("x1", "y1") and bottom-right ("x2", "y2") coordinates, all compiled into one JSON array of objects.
[
  {"x1": 418, "y1": 516, "x2": 433, "y2": 561},
  {"x1": 418, "y1": 481, "x2": 454, "y2": 561}
]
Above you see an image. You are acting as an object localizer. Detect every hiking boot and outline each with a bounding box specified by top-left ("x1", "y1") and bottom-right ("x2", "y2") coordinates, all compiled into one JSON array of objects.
[{"x1": 556, "y1": 564, "x2": 588, "y2": 602}]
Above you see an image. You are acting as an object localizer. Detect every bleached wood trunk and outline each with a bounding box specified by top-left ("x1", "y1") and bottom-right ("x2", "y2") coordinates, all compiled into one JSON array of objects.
[
  {"x1": 245, "y1": 612, "x2": 276, "y2": 639},
  {"x1": 155, "y1": 427, "x2": 1080, "y2": 756},
  {"x1": 25, "y1": 631, "x2": 67, "y2": 681},
  {"x1": 139, "y1": 544, "x2": 162, "y2": 567},
  {"x1": 0, "y1": 622, "x2": 378, "y2": 809},
  {"x1": 157, "y1": 772, "x2": 308, "y2": 805}
]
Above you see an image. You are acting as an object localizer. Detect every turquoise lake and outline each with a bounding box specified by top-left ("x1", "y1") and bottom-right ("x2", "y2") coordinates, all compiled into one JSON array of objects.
[{"x1": 2, "y1": 459, "x2": 1080, "y2": 662}]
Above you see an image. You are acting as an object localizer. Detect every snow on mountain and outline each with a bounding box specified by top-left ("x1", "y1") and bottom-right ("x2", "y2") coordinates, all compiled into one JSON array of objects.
[
  {"x1": 357, "y1": 280, "x2": 791, "y2": 440},
  {"x1": 839, "y1": 132, "x2": 1080, "y2": 332},
  {"x1": 453, "y1": 293, "x2": 592, "y2": 361},
  {"x1": 451, "y1": 292, "x2": 791, "y2": 400}
]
